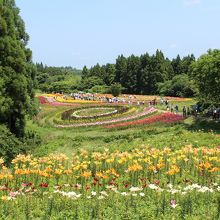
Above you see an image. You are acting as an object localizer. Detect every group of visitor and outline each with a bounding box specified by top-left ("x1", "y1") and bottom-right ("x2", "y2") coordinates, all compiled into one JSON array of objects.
[
  {"x1": 206, "y1": 107, "x2": 220, "y2": 120},
  {"x1": 69, "y1": 93, "x2": 96, "y2": 101},
  {"x1": 69, "y1": 92, "x2": 150, "y2": 106},
  {"x1": 160, "y1": 97, "x2": 190, "y2": 117},
  {"x1": 64, "y1": 93, "x2": 220, "y2": 121}
]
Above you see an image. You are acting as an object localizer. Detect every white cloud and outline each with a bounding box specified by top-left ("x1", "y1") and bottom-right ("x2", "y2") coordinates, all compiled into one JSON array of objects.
[
  {"x1": 169, "y1": 43, "x2": 177, "y2": 49},
  {"x1": 184, "y1": 0, "x2": 201, "y2": 6},
  {"x1": 71, "y1": 52, "x2": 81, "y2": 56}
]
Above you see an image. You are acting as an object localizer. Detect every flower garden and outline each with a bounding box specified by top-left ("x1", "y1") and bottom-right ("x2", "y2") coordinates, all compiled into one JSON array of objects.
[
  {"x1": 36, "y1": 94, "x2": 188, "y2": 128},
  {"x1": 4, "y1": 93, "x2": 218, "y2": 219}
]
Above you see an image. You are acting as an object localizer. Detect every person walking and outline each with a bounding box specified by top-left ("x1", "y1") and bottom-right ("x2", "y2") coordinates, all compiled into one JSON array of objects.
[
  {"x1": 175, "y1": 105, "x2": 179, "y2": 114},
  {"x1": 187, "y1": 107, "x2": 190, "y2": 116},
  {"x1": 213, "y1": 109, "x2": 217, "y2": 120},
  {"x1": 183, "y1": 106, "x2": 187, "y2": 117},
  {"x1": 171, "y1": 104, "x2": 174, "y2": 113}
]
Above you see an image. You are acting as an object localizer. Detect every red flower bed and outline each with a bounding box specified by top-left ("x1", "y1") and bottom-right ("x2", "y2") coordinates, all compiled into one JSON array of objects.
[
  {"x1": 105, "y1": 112, "x2": 184, "y2": 129},
  {"x1": 37, "y1": 96, "x2": 48, "y2": 104}
]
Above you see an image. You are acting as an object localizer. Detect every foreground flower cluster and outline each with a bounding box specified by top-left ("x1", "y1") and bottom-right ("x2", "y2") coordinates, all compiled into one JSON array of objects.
[
  {"x1": 0, "y1": 146, "x2": 219, "y2": 219},
  {"x1": 0, "y1": 146, "x2": 219, "y2": 196}
]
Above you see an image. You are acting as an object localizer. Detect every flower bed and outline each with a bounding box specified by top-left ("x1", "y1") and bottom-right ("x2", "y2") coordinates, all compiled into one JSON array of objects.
[
  {"x1": 0, "y1": 146, "x2": 219, "y2": 218},
  {"x1": 55, "y1": 96, "x2": 101, "y2": 104},
  {"x1": 105, "y1": 112, "x2": 184, "y2": 129},
  {"x1": 57, "y1": 107, "x2": 157, "y2": 128}
]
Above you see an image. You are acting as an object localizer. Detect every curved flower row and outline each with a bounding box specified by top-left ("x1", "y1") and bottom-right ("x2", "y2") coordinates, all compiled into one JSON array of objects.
[
  {"x1": 56, "y1": 107, "x2": 157, "y2": 128},
  {"x1": 105, "y1": 112, "x2": 184, "y2": 129}
]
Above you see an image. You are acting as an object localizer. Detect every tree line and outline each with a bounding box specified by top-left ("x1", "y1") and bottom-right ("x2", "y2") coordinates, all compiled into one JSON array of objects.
[
  {"x1": 35, "y1": 49, "x2": 220, "y2": 106},
  {"x1": 80, "y1": 51, "x2": 196, "y2": 97}
]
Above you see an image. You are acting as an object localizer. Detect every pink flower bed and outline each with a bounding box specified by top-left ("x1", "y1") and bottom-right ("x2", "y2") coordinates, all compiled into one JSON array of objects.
[
  {"x1": 37, "y1": 96, "x2": 48, "y2": 104},
  {"x1": 56, "y1": 107, "x2": 157, "y2": 128},
  {"x1": 105, "y1": 112, "x2": 185, "y2": 129}
]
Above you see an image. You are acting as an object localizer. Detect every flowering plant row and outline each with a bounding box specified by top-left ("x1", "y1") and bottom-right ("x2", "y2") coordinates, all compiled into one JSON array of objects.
[
  {"x1": 52, "y1": 106, "x2": 137, "y2": 126},
  {"x1": 61, "y1": 105, "x2": 129, "y2": 121},
  {"x1": 55, "y1": 96, "x2": 101, "y2": 104},
  {"x1": 56, "y1": 107, "x2": 157, "y2": 128},
  {"x1": 105, "y1": 112, "x2": 184, "y2": 129}
]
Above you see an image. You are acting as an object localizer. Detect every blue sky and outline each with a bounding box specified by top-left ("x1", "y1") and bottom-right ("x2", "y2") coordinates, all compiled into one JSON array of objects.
[{"x1": 16, "y1": 0, "x2": 220, "y2": 69}]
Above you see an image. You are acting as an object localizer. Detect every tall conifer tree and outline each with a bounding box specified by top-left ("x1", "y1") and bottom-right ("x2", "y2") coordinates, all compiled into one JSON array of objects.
[{"x1": 0, "y1": 0, "x2": 36, "y2": 137}]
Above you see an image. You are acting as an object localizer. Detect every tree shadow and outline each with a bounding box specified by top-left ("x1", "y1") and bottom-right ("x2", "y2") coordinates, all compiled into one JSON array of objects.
[{"x1": 184, "y1": 117, "x2": 220, "y2": 134}]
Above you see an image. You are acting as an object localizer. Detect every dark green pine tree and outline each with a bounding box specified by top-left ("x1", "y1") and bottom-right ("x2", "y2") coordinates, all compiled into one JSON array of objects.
[
  {"x1": 139, "y1": 53, "x2": 151, "y2": 94},
  {"x1": 126, "y1": 55, "x2": 140, "y2": 94},
  {"x1": 181, "y1": 54, "x2": 195, "y2": 75},
  {"x1": 103, "y1": 64, "x2": 116, "y2": 86},
  {"x1": 0, "y1": 0, "x2": 36, "y2": 137},
  {"x1": 115, "y1": 55, "x2": 127, "y2": 89},
  {"x1": 171, "y1": 54, "x2": 182, "y2": 75},
  {"x1": 81, "y1": 66, "x2": 89, "y2": 80},
  {"x1": 90, "y1": 63, "x2": 101, "y2": 78}
]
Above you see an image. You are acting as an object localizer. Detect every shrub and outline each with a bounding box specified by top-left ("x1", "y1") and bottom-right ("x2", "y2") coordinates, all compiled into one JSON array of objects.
[
  {"x1": 0, "y1": 125, "x2": 41, "y2": 164},
  {"x1": 109, "y1": 83, "x2": 122, "y2": 97},
  {"x1": 88, "y1": 85, "x2": 109, "y2": 94},
  {"x1": 0, "y1": 125, "x2": 23, "y2": 164}
]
